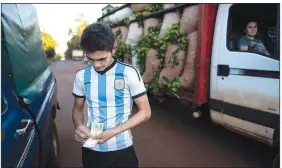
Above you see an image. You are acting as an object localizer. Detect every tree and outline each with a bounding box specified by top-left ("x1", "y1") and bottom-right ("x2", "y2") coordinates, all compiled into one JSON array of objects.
[
  {"x1": 65, "y1": 14, "x2": 88, "y2": 59},
  {"x1": 41, "y1": 30, "x2": 57, "y2": 58}
]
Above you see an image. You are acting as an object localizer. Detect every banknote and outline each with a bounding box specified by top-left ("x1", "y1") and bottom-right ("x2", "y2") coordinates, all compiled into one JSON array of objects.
[
  {"x1": 83, "y1": 139, "x2": 98, "y2": 148},
  {"x1": 91, "y1": 122, "x2": 104, "y2": 136},
  {"x1": 83, "y1": 122, "x2": 104, "y2": 148}
]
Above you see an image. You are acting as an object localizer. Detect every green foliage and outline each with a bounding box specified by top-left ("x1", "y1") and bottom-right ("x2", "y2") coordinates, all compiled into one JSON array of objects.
[
  {"x1": 116, "y1": 29, "x2": 121, "y2": 38},
  {"x1": 65, "y1": 35, "x2": 81, "y2": 60},
  {"x1": 135, "y1": 24, "x2": 187, "y2": 94},
  {"x1": 104, "y1": 17, "x2": 130, "y2": 28},
  {"x1": 133, "y1": 26, "x2": 164, "y2": 93},
  {"x1": 45, "y1": 48, "x2": 55, "y2": 58},
  {"x1": 135, "y1": 24, "x2": 186, "y2": 71},
  {"x1": 159, "y1": 24, "x2": 187, "y2": 93},
  {"x1": 134, "y1": 46, "x2": 149, "y2": 75},
  {"x1": 133, "y1": 12, "x2": 142, "y2": 18},
  {"x1": 145, "y1": 71, "x2": 161, "y2": 94},
  {"x1": 98, "y1": 5, "x2": 188, "y2": 95},
  {"x1": 46, "y1": 54, "x2": 62, "y2": 65},
  {"x1": 123, "y1": 17, "x2": 130, "y2": 26},
  {"x1": 105, "y1": 4, "x2": 164, "y2": 29},
  {"x1": 41, "y1": 31, "x2": 57, "y2": 58},
  {"x1": 103, "y1": 5, "x2": 119, "y2": 15},
  {"x1": 163, "y1": 24, "x2": 187, "y2": 67},
  {"x1": 113, "y1": 41, "x2": 133, "y2": 61},
  {"x1": 113, "y1": 28, "x2": 133, "y2": 61},
  {"x1": 134, "y1": 26, "x2": 161, "y2": 75},
  {"x1": 144, "y1": 4, "x2": 164, "y2": 12},
  {"x1": 65, "y1": 15, "x2": 88, "y2": 59},
  {"x1": 133, "y1": 12, "x2": 143, "y2": 27},
  {"x1": 164, "y1": 76, "x2": 182, "y2": 93},
  {"x1": 132, "y1": 4, "x2": 163, "y2": 28},
  {"x1": 164, "y1": 24, "x2": 187, "y2": 50}
]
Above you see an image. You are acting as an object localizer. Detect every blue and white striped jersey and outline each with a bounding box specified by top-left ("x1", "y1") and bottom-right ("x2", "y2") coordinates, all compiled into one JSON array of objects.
[{"x1": 72, "y1": 60, "x2": 146, "y2": 152}]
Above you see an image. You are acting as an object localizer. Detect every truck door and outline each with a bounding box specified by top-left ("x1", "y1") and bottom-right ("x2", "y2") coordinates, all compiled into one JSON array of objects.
[
  {"x1": 1, "y1": 77, "x2": 37, "y2": 167},
  {"x1": 213, "y1": 4, "x2": 279, "y2": 143}
]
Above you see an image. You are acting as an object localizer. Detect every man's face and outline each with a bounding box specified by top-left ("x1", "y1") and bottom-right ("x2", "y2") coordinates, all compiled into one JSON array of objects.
[{"x1": 86, "y1": 51, "x2": 113, "y2": 72}]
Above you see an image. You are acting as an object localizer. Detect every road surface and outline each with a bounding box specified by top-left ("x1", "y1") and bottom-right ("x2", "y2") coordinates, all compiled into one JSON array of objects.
[{"x1": 50, "y1": 60, "x2": 275, "y2": 167}]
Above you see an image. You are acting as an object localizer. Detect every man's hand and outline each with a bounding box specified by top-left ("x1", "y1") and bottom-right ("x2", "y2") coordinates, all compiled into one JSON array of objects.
[
  {"x1": 74, "y1": 125, "x2": 92, "y2": 143},
  {"x1": 94, "y1": 129, "x2": 117, "y2": 144}
]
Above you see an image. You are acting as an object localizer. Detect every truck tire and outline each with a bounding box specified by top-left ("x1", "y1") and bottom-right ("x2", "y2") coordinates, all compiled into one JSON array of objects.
[
  {"x1": 273, "y1": 121, "x2": 279, "y2": 168},
  {"x1": 273, "y1": 121, "x2": 280, "y2": 151},
  {"x1": 273, "y1": 152, "x2": 279, "y2": 168},
  {"x1": 200, "y1": 103, "x2": 211, "y2": 122},
  {"x1": 48, "y1": 122, "x2": 60, "y2": 168}
]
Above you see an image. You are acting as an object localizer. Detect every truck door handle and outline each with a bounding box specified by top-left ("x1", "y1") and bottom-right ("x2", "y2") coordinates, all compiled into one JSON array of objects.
[
  {"x1": 16, "y1": 119, "x2": 33, "y2": 136},
  {"x1": 217, "y1": 65, "x2": 230, "y2": 77}
]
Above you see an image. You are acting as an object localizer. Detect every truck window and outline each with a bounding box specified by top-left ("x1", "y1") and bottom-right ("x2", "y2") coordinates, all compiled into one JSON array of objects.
[
  {"x1": 1, "y1": 93, "x2": 8, "y2": 114},
  {"x1": 227, "y1": 4, "x2": 279, "y2": 60}
]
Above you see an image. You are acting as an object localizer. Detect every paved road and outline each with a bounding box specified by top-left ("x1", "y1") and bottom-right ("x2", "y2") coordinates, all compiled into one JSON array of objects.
[{"x1": 50, "y1": 60, "x2": 275, "y2": 167}]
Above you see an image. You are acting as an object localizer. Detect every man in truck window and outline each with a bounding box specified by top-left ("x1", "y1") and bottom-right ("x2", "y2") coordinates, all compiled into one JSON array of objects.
[{"x1": 72, "y1": 23, "x2": 151, "y2": 168}]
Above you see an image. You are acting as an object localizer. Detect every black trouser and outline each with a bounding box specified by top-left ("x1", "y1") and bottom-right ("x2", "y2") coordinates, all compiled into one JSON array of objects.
[{"x1": 82, "y1": 146, "x2": 139, "y2": 168}]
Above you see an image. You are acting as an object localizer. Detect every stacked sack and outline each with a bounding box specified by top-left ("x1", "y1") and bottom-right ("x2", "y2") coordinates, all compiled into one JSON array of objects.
[
  {"x1": 158, "y1": 5, "x2": 199, "y2": 90},
  {"x1": 102, "y1": 4, "x2": 199, "y2": 92},
  {"x1": 141, "y1": 17, "x2": 161, "y2": 84}
]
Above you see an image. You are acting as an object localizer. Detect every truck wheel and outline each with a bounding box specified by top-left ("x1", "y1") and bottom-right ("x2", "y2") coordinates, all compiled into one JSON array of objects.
[
  {"x1": 49, "y1": 122, "x2": 60, "y2": 168},
  {"x1": 199, "y1": 103, "x2": 211, "y2": 122},
  {"x1": 273, "y1": 152, "x2": 279, "y2": 168}
]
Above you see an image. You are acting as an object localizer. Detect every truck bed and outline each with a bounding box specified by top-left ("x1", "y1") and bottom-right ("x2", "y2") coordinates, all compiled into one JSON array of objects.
[{"x1": 166, "y1": 4, "x2": 218, "y2": 106}]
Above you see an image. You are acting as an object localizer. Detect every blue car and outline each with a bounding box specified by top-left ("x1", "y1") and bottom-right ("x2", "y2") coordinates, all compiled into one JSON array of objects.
[{"x1": 1, "y1": 4, "x2": 60, "y2": 168}]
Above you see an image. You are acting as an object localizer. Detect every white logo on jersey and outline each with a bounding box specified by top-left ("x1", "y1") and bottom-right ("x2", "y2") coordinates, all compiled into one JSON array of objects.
[{"x1": 114, "y1": 78, "x2": 125, "y2": 90}]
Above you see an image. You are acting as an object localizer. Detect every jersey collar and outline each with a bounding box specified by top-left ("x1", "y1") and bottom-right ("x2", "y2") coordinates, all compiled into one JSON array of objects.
[{"x1": 94, "y1": 59, "x2": 117, "y2": 75}]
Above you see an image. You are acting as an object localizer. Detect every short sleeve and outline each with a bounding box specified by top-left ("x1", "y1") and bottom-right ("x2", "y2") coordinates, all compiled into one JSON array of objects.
[
  {"x1": 72, "y1": 71, "x2": 85, "y2": 98},
  {"x1": 237, "y1": 36, "x2": 249, "y2": 49},
  {"x1": 127, "y1": 67, "x2": 146, "y2": 99}
]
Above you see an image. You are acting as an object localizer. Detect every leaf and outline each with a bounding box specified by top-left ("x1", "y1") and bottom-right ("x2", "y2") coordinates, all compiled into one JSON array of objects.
[{"x1": 176, "y1": 82, "x2": 180, "y2": 88}]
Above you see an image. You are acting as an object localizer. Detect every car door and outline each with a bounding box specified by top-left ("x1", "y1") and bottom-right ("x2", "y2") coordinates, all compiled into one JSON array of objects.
[
  {"x1": 215, "y1": 4, "x2": 279, "y2": 143},
  {"x1": 1, "y1": 77, "x2": 37, "y2": 168}
]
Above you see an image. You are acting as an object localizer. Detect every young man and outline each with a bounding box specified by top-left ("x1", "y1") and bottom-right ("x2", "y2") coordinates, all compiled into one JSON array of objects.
[{"x1": 72, "y1": 23, "x2": 151, "y2": 168}]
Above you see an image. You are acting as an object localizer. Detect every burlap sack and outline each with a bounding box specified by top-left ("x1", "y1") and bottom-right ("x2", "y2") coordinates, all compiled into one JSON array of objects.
[
  {"x1": 159, "y1": 44, "x2": 186, "y2": 88},
  {"x1": 131, "y1": 4, "x2": 152, "y2": 13},
  {"x1": 125, "y1": 22, "x2": 143, "y2": 45},
  {"x1": 142, "y1": 49, "x2": 160, "y2": 84},
  {"x1": 159, "y1": 12, "x2": 180, "y2": 38},
  {"x1": 180, "y1": 5, "x2": 199, "y2": 34},
  {"x1": 180, "y1": 31, "x2": 198, "y2": 90},
  {"x1": 143, "y1": 18, "x2": 161, "y2": 36},
  {"x1": 112, "y1": 26, "x2": 129, "y2": 43}
]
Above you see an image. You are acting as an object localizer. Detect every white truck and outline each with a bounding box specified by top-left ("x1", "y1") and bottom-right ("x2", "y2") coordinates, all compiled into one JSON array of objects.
[{"x1": 98, "y1": 4, "x2": 280, "y2": 167}]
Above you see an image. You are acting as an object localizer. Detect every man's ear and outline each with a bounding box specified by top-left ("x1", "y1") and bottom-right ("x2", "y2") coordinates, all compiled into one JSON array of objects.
[{"x1": 112, "y1": 42, "x2": 118, "y2": 55}]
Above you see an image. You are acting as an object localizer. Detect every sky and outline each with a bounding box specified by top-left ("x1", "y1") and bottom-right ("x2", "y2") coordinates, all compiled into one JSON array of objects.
[{"x1": 34, "y1": 4, "x2": 123, "y2": 56}]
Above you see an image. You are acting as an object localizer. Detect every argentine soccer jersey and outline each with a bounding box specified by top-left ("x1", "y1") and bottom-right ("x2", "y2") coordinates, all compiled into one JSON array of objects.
[{"x1": 72, "y1": 59, "x2": 146, "y2": 152}]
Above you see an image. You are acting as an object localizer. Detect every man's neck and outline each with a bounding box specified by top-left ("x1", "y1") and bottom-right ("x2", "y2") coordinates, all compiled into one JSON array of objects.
[
  {"x1": 95, "y1": 57, "x2": 116, "y2": 75},
  {"x1": 107, "y1": 57, "x2": 115, "y2": 68}
]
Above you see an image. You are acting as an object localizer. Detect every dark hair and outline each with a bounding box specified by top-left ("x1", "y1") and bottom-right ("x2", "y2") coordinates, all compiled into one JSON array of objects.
[
  {"x1": 80, "y1": 23, "x2": 115, "y2": 53},
  {"x1": 244, "y1": 19, "x2": 261, "y2": 39},
  {"x1": 244, "y1": 19, "x2": 258, "y2": 29}
]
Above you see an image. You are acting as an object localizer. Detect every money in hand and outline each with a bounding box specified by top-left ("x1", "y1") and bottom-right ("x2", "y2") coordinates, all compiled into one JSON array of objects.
[
  {"x1": 83, "y1": 122, "x2": 104, "y2": 148},
  {"x1": 91, "y1": 122, "x2": 104, "y2": 136}
]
